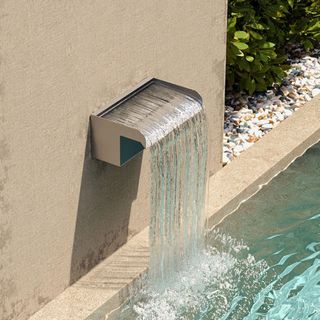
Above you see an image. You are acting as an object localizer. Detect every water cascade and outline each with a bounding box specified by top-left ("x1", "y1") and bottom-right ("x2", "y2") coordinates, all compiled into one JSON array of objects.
[
  {"x1": 148, "y1": 108, "x2": 208, "y2": 285},
  {"x1": 103, "y1": 81, "x2": 209, "y2": 285}
]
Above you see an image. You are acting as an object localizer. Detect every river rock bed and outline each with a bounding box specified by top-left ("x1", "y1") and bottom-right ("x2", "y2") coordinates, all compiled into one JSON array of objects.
[{"x1": 223, "y1": 50, "x2": 320, "y2": 165}]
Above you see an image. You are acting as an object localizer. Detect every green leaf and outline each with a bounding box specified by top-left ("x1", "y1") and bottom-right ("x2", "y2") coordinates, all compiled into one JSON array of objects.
[
  {"x1": 272, "y1": 66, "x2": 285, "y2": 78},
  {"x1": 231, "y1": 12, "x2": 245, "y2": 18},
  {"x1": 303, "y1": 39, "x2": 314, "y2": 51},
  {"x1": 307, "y1": 21, "x2": 320, "y2": 32},
  {"x1": 234, "y1": 31, "x2": 249, "y2": 40},
  {"x1": 261, "y1": 42, "x2": 276, "y2": 49},
  {"x1": 236, "y1": 51, "x2": 245, "y2": 57},
  {"x1": 238, "y1": 59, "x2": 251, "y2": 72},
  {"x1": 259, "y1": 52, "x2": 270, "y2": 63},
  {"x1": 288, "y1": 0, "x2": 294, "y2": 9},
  {"x1": 246, "y1": 55, "x2": 255, "y2": 62},
  {"x1": 246, "y1": 78, "x2": 256, "y2": 95},
  {"x1": 256, "y1": 78, "x2": 267, "y2": 91},
  {"x1": 227, "y1": 17, "x2": 237, "y2": 32},
  {"x1": 249, "y1": 22, "x2": 266, "y2": 30},
  {"x1": 249, "y1": 30, "x2": 263, "y2": 40},
  {"x1": 232, "y1": 41, "x2": 249, "y2": 50}
]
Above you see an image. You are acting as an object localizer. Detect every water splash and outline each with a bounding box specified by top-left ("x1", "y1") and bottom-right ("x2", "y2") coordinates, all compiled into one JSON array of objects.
[{"x1": 120, "y1": 231, "x2": 267, "y2": 320}]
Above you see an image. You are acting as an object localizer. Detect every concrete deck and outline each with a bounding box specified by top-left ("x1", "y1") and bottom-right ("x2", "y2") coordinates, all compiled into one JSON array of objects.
[{"x1": 29, "y1": 96, "x2": 320, "y2": 320}]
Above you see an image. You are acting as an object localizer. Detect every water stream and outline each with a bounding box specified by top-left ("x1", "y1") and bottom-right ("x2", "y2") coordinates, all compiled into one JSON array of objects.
[
  {"x1": 149, "y1": 110, "x2": 208, "y2": 286},
  {"x1": 105, "y1": 82, "x2": 209, "y2": 286},
  {"x1": 107, "y1": 83, "x2": 210, "y2": 319}
]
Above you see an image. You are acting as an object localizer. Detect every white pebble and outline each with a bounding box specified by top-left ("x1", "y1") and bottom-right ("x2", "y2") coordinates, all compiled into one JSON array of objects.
[
  {"x1": 312, "y1": 88, "x2": 320, "y2": 97},
  {"x1": 284, "y1": 109, "x2": 293, "y2": 118},
  {"x1": 223, "y1": 51, "x2": 320, "y2": 165},
  {"x1": 261, "y1": 123, "x2": 273, "y2": 130}
]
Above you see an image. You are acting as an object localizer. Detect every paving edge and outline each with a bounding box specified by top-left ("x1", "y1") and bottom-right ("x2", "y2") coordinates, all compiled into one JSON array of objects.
[{"x1": 28, "y1": 96, "x2": 320, "y2": 320}]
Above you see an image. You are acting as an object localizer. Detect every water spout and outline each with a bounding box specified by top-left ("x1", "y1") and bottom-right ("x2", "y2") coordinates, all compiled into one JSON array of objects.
[{"x1": 90, "y1": 78, "x2": 203, "y2": 166}]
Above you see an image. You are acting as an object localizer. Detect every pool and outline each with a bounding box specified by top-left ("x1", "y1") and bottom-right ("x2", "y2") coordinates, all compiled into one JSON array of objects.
[
  {"x1": 119, "y1": 142, "x2": 320, "y2": 320},
  {"x1": 213, "y1": 141, "x2": 320, "y2": 319}
]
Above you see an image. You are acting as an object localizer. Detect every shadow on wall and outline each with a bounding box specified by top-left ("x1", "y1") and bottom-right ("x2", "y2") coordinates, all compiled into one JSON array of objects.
[{"x1": 70, "y1": 129, "x2": 143, "y2": 284}]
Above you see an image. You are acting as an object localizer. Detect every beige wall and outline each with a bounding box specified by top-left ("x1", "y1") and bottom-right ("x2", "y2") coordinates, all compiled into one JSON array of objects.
[{"x1": 0, "y1": 1, "x2": 227, "y2": 319}]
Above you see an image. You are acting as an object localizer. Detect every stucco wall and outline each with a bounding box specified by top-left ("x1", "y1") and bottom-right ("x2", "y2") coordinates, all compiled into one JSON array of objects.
[{"x1": 0, "y1": 1, "x2": 227, "y2": 319}]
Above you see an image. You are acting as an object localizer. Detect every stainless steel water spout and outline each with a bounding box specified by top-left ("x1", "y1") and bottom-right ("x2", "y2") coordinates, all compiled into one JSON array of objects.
[{"x1": 90, "y1": 78, "x2": 203, "y2": 166}]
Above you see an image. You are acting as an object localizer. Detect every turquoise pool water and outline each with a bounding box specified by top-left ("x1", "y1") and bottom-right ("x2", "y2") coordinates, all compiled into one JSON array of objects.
[
  {"x1": 213, "y1": 142, "x2": 320, "y2": 319},
  {"x1": 120, "y1": 142, "x2": 320, "y2": 320}
]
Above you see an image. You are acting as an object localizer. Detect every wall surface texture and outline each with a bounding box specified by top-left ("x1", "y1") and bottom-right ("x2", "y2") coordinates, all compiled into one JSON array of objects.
[{"x1": 0, "y1": 1, "x2": 227, "y2": 319}]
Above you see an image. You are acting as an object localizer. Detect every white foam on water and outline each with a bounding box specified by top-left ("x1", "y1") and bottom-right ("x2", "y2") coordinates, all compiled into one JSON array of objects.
[
  {"x1": 133, "y1": 250, "x2": 235, "y2": 320},
  {"x1": 122, "y1": 231, "x2": 268, "y2": 320}
]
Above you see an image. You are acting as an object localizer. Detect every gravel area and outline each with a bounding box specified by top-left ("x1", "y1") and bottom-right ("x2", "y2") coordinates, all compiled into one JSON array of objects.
[{"x1": 223, "y1": 50, "x2": 320, "y2": 165}]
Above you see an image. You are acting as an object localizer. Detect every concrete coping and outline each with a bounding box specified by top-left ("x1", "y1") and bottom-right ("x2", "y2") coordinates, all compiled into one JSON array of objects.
[{"x1": 28, "y1": 96, "x2": 320, "y2": 320}]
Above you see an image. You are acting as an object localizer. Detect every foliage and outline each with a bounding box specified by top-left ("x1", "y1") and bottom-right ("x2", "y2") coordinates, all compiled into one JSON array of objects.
[
  {"x1": 288, "y1": 1, "x2": 320, "y2": 50},
  {"x1": 227, "y1": 0, "x2": 320, "y2": 94}
]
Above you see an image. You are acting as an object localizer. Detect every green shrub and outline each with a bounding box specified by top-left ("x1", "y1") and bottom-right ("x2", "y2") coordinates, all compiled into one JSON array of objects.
[
  {"x1": 226, "y1": 0, "x2": 320, "y2": 94},
  {"x1": 288, "y1": 1, "x2": 320, "y2": 50}
]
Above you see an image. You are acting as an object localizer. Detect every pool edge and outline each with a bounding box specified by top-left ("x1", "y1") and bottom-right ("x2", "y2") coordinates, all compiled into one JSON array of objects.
[{"x1": 208, "y1": 95, "x2": 320, "y2": 227}]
